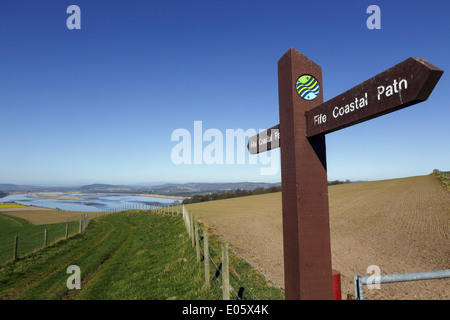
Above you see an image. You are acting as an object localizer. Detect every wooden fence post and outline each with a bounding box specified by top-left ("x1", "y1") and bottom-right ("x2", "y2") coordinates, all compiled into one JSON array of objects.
[
  {"x1": 183, "y1": 208, "x2": 187, "y2": 232},
  {"x1": 203, "y1": 229, "x2": 210, "y2": 290},
  {"x1": 195, "y1": 221, "x2": 200, "y2": 262},
  {"x1": 44, "y1": 229, "x2": 48, "y2": 248},
  {"x1": 187, "y1": 211, "x2": 191, "y2": 238},
  {"x1": 13, "y1": 236, "x2": 18, "y2": 261},
  {"x1": 65, "y1": 223, "x2": 68, "y2": 240},
  {"x1": 190, "y1": 214, "x2": 195, "y2": 248},
  {"x1": 222, "y1": 242, "x2": 230, "y2": 300}
]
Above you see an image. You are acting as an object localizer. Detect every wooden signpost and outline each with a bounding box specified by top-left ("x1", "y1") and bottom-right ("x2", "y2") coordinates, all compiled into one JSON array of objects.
[{"x1": 248, "y1": 48, "x2": 443, "y2": 299}]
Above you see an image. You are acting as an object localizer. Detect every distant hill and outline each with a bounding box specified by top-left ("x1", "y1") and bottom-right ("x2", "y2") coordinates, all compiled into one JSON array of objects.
[
  {"x1": 0, "y1": 180, "x2": 358, "y2": 197},
  {"x1": 78, "y1": 184, "x2": 142, "y2": 193},
  {"x1": 0, "y1": 184, "x2": 71, "y2": 194},
  {"x1": 149, "y1": 182, "x2": 280, "y2": 197},
  {"x1": 0, "y1": 182, "x2": 281, "y2": 197}
]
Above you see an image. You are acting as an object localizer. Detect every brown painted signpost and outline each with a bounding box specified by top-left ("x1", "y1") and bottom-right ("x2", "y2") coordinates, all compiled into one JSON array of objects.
[{"x1": 248, "y1": 48, "x2": 443, "y2": 300}]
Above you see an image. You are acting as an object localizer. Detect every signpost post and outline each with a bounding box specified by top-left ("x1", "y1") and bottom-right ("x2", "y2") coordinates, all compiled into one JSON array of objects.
[{"x1": 248, "y1": 48, "x2": 443, "y2": 300}]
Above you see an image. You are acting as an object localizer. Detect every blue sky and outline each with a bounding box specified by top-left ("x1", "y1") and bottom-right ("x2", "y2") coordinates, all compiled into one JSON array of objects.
[{"x1": 0, "y1": 0, "x2": 449, "y2": 186}]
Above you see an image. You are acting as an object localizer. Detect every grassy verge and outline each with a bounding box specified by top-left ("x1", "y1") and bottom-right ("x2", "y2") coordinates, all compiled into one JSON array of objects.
[
  {"x1": 73, "y1": 212, "x2": 214, "y2": 300},
  {"x1": 204, "y1": 230, "x2": 285, "y2": 300}
]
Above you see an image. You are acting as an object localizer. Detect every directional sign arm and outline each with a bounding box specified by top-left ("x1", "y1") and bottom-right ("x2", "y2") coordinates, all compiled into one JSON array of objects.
[
  {"x1": 305, "y1": 57, "x2": 443, "y2": 137},
  {"x1": 247, "y1": 57, "x2": 443, "y2": 154},
  {"x1": 247, "y1": 124, "x2": 280, "y2": 154}
]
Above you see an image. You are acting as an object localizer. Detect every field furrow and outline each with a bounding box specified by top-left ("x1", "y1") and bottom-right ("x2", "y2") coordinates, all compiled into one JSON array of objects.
[{"x1": 187, "y1": 174, "x2": 450, "y2": 300}]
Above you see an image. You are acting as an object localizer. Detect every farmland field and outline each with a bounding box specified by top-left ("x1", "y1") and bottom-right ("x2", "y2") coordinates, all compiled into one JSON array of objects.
[
  {"x1": 0, "y1": 205, "x2": 95, "y2": 225},
  {"x1": 1, "y1": 174, "x2": 448, "y2": 300},
  {"x1": 0, "y1": 209, "x2": 282, "y2": 300},
  {"x1": 186, "y1": 174, "x2": 450, "y2": 300},
  {"x1": 0, "y1": 215, "x2": 80, "y2": 265},
  {"x1": 0, "y1": 204, "x2": 26, "y2": 209}
]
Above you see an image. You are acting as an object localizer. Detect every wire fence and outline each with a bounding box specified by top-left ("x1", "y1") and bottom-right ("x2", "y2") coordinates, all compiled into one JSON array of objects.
[
  {"x1": 440, "y1": 171, "x2": 450, "y2": 179},
  {"x1": 76, "y1": 202, "x2": 283, "y2": 299},
  {"x1": 181, "y1": 205, "x2": 284, "y2": 300},
  {"x1": 433, "y1": 169, "x2": 450, "y2": 179},
  {"x1": 1, "y1": 214, "x2": 90, "y2": 265}
]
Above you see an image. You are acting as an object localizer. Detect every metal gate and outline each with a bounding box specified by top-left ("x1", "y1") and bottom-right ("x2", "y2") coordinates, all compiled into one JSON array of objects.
[{"x1": 354, "y1": 269, "x2": 450, "y2": 300}]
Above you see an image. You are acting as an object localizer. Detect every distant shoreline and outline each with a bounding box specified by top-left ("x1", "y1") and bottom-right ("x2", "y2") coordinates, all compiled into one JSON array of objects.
[
  {"x1": 27, "y1": 193, "x2": 86, "y2": 201},
  {"x1": 74, "y1": 192, "x2": 188, "y2": 200},
  {"x1": 24, "y1": 192, "x2": 187, "y2": 201},
  {"x1": 137, "y1": 193, "x2": 187, "y2": 200}
]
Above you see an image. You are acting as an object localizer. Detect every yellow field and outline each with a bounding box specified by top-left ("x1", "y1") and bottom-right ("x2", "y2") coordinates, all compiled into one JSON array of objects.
[
  {"x1": 186, "y1": 174, "x2": 450, "y2": 300},
  {"x1": 0, "y1": 204, "x2": 26, "y2": 209}
]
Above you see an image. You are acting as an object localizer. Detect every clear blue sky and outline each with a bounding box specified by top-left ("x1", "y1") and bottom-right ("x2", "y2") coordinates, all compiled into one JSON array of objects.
[{"x1": 0, "y1": 0, "x2": 449, "y2": 186}]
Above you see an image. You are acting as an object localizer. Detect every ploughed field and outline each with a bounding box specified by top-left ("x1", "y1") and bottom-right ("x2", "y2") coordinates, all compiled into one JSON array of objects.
[{"x1": 186, "y1": 174, "x2": 450, "y2": 300}]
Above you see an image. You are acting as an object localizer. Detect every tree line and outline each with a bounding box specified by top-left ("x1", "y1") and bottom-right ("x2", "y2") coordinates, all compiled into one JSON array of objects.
[
  {"x1": 182, "y1": 185, "x2": 282, "y2": 204},
  {"x1": 182, "y1": 179, "x2": 353, "y2": 205}
]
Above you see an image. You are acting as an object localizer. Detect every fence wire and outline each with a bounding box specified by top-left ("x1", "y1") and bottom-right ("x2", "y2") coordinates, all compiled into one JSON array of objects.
[
  {"x1": 110, "y1": 204, "x2": 284, "y2": 300},
  {"x1": 182, "y1": 205, "x2": 285, "y2": 300}
]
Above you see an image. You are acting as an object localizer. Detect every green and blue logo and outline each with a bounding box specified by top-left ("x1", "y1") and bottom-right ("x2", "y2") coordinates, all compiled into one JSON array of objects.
[{"x1": 296, "y1": 75, "x2": 320, "y2": 100}]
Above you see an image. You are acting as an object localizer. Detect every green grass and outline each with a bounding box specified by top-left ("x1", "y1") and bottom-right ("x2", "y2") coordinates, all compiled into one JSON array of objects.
[
  {"x1": 203, "y1": 230, "x2": 285, "y2": 300},
  {"x1": 0, "y1": 214, "x2": 80, "y2": 265},
  {"x1": 72, "y1": 212, "x2": 213, "y2": 300},
  {"x1": 0, "y1": 211, "x2": 283, "y2": 300},
  {"x1": 0, "y1": 212, "x2": 215, "y2": 299}
]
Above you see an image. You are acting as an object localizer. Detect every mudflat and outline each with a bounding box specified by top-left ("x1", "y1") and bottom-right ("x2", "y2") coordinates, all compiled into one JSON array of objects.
[{"x1": 27, "y1": 193, "x2": 86, "y2": 201}]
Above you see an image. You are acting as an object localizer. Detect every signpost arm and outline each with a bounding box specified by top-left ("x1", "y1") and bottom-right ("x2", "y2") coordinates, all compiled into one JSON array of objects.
[{"x1": 278, "y1": 48, "x2": 333, "y2": 299}]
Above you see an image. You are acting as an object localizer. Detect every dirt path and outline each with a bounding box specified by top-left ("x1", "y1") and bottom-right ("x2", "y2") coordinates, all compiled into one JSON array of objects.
[{"x1": 187, "y1": 175, "x2": 450, "y2": 300}]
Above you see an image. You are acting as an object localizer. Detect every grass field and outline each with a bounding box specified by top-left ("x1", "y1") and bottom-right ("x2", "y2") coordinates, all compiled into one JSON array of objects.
[
  {"x1": 186, "y1": 174, "x2": 450, "y2": 300},
  {"x1": 0, "y1": 214, "x2": 80, "y2": 265},
  {"x1": 0, "y1": 210, "x2": 283, "y2": 300},
  {"x1": 0, "y1": 212, "x2": 211, "y2": 299}
]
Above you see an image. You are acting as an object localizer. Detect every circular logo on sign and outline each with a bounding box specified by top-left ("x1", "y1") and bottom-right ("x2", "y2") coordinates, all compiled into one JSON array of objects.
[{"x1": 296, "y1": 75, "x2": 320, "y2": 100}]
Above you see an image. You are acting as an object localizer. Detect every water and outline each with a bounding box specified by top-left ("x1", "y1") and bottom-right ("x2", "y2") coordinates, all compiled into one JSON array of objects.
[{"x1": 0, "y1": 192, "x2": 181, "y2": 212}]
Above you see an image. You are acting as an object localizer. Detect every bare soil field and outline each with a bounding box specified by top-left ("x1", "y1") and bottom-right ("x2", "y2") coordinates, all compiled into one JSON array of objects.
[
  {"x1": 0, "y1": 206, "x2": 101, "y2": 225},
  {"x1": 186, "y1": 174, "x2": 450, "y2": 300}
]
